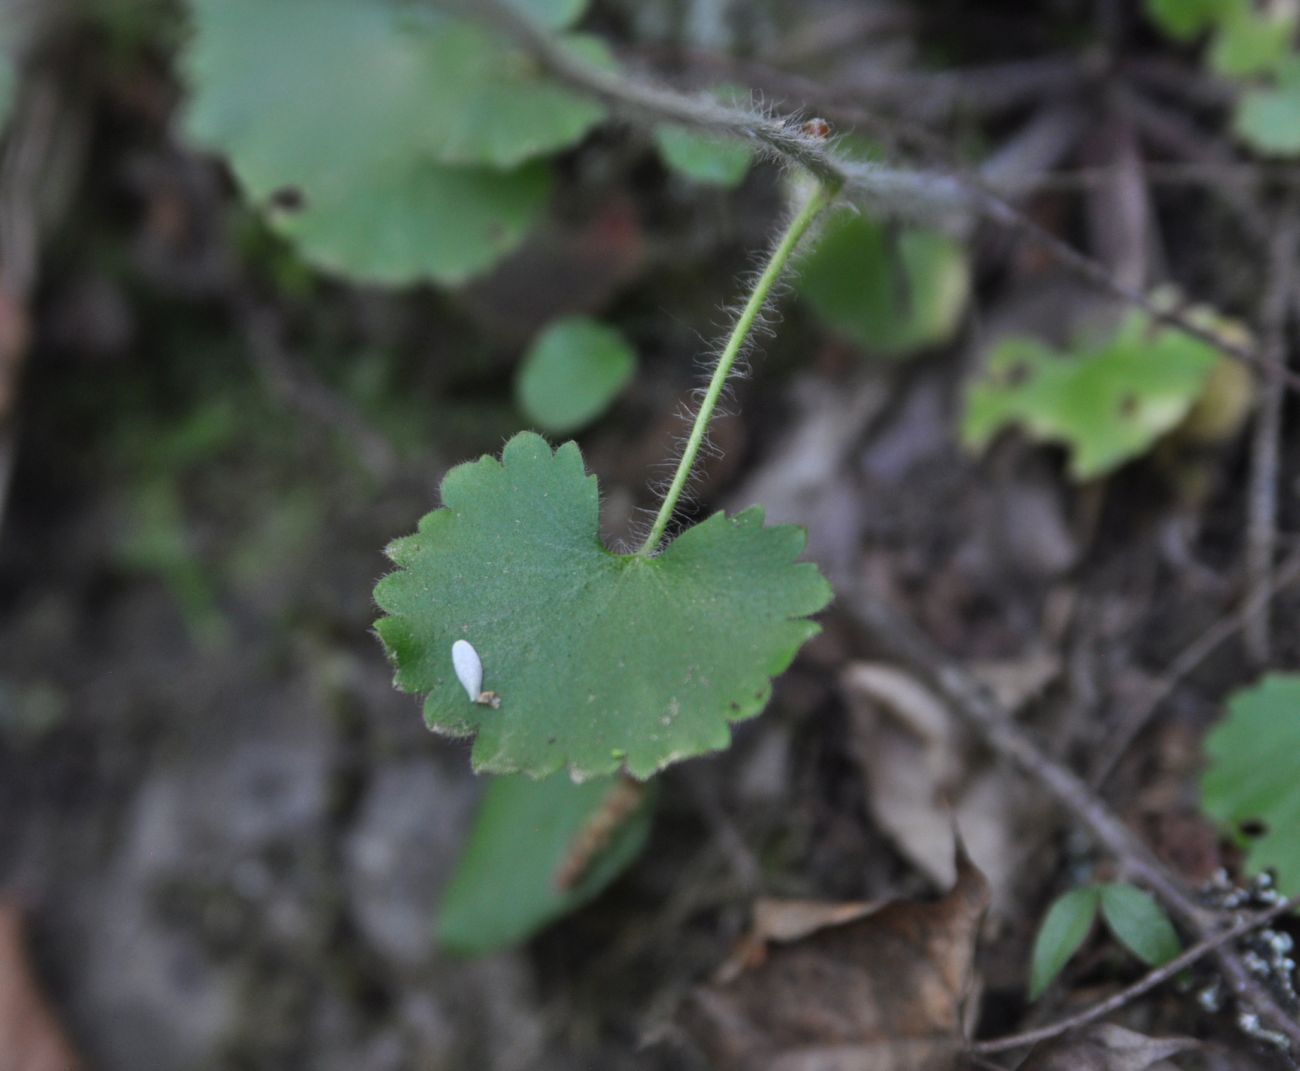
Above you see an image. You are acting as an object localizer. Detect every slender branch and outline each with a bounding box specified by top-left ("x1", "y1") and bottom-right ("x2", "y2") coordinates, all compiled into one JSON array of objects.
[
  {"x1": 1091, "y1": 545, "x2": 1300, "y2": 788},
  {"x1": 1244, "y1": 214, "x2": 1298, "y2": 662},
  {"x1": 843, "y1": 588, "x2": 1300, "y2": 1049},
  {"x1": 970, "y1": 898, "x2": 1296, "y2": 1056},
  {"x1": 452, "y1": 0, "x2": 1300, "y2": 391},
  {"x1": 637, "y1": 180, "x2": 837, "y2": 555}
]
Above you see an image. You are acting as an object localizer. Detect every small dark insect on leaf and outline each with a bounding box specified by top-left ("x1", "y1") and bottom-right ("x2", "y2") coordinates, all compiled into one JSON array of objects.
[
  {"x1": 801, "y1": 117, "x2": 831, "y2": 139},
  {"x1": 1239, "y1": 819, "x2": 1269, "y2": 838},
  {"x1": 268, "y1": 186, "x2": 307, "y2": 212}
]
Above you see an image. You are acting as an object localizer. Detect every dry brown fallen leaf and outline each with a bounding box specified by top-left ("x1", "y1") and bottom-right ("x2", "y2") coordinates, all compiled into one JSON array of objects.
[
  {"x1": 676, "y1": 846, "x2": 990, "y2": 1071},
  {"x1": 0, "y1": 904, "x2": 82, "y2": 1071},
  {"x1": 841, "y1": 659, "x2": 1055, "y2": 911},
  {"x1": 1016, "y1": 1024, "x2": 1199, "y2": 1071}
]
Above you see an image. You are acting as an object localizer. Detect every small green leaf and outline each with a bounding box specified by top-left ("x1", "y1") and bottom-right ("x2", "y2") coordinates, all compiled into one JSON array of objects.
[
  {"x1": 516, "y1": 317, "x2": 637, "y2": 434},
  {"x1": 374, "y1": 432, "x2": 831, "y2": 780},
  {"x1": 1030, "y1": 887, "x2": 1101, "y2": 1000},
  {"x1": 655, "y1": 125, "x2": 753, "y2": 187},
  {"x1": 799, "y1": 213, "x2": 970, "y2": 359},
  {"x1": 1209, "y1": 6, "x2": 1295, "y2": 77},
  {"x1": 654, "y1": 88, "x2": 753, "y2": 188},
  {"x1": 1236, "y1": 61, "x2": 1300, "y2": 156},
  {"x1": 1203, "y1": 674, "x2": 1300, "y2": 894},
  {"x1": 181, "y1": 0, "x2": 610, "y2": 284},
  {"x1": 437, "y1": 772, "x2": 654, "y2": 956},
  {"x1": 1100, "y1": 884, "x2": 1182, "y2": 967},
  {"x1": 1144, "y1": 0, "x2": 1238, "y2": 41},
  {"x1": 961, "y1": 311, "x2": 1220, "y2": 480}
]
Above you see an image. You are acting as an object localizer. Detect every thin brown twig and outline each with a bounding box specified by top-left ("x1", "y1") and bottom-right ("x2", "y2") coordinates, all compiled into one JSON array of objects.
[
  {"x1": 454, "y1": 0, "x2": 1300, "y2": 391},
  {"x1": 1091, "y1": 545, "x2": 1300, "y2": 788},
  {"x1": 1244, "y1": 213, "x2": 1298, "y2": 663},
  {"x1": 970, "y1": 898, "x2": 1296, "y2": 1056},
  {"x1": 843, "y1": 589, "x2": 1300, "y2": 1049}
]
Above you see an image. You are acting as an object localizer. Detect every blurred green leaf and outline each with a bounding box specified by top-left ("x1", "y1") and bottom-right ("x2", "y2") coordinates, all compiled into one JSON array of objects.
[
  {"x1": 1144, "y1": 0, "x2": 1238, "y2": 41},
  {"x1": 654, "y1": 88, "x2": 753, "y2": 188},
  {"x1": 516, "y1": 317, "x2": 637, "y2": 434},
  {"x1": 1209, "y1": 6, "x2": 1295, "y2": 77},
  {"x1": 438, "y1": 773, "x2": 654, "y2": 955},
  {"x1": 961, "y1": 311, "x2": 1220, "y2": 480},
  {"x1": 1203, "y1": 674, "x2": 1300, "y2": 894},
  {"x1": 1099, "y1": 884, "x2": 1182, "y2": 967},
  {"x1": 182, "y1": 0, "x2": 613, "y2": 284},
  {"x1": 374, "y1": 432, "x2": 831, "y2": 779},
  {"x1": 1030, "y1": 887, "x2": 1100, "y2": 999},
  {"x1": 1236, "y1": 60, "x2": 1300, "y2": 155},
  {"x1": 799, "y1": 213, "x2": 970, "y2": 359}
]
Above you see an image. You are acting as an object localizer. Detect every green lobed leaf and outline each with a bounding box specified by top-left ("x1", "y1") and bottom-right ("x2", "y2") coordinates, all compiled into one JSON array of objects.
[
  {"x1": 1144, "y1": 0, "x2": 1239, "y2": 41},
  {"x1": 516, "y1": 317, "x2": 637, "y2": 434},
  {"x1": 374, "y1": 432, "x2": 832, "y2": 780},
  {"x1": 437, "y1": 772, "x2": 654, "y2": 955},
  {"x1": 1099, "y1": 883, "x2": 1182, "y2": 968},
  {"x1": 1030, "y1": 886, "x2": 1101, "y2": 1000},
  {"x1": 181, "y1": 0, "x2": 610, "y2": 285},
  {"x1": 799, "y1": 213, "x2": 970, "y2": 359},
  {"x1": 1203, "y1": 674, "x2": 1300, "y2": 894},
  {"x1": 961, "y1": 311, "x2": 1220, "y2": 480},
  {"x1": 653, "y1": 87, "x2": 753, "y2": 188}
]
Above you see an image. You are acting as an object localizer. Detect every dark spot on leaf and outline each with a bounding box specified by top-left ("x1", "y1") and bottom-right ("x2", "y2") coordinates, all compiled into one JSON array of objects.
[
  {"x1": 1002, "y1": 360, "x2": 1032, "y2": 387},
  {"x1": 268, "y1": 186, "x2": 307, "y2": 213},
  {"x1": 1239, "y1": 818, "x2": 1269, "y2": 838},
  {"x1": 1118, "y1": 393, "x2": 1140, "y2": 418}
]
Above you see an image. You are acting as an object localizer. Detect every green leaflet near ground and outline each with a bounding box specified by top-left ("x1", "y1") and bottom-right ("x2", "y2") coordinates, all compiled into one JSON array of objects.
[
  {"x1": 1030, "y1": 883, "x2": 1180, "y2": 999},
  {"x1": 1203, "y1": 674, "x2": 1300, "y2": 895},
  {"x1": 961, "y1": 312, "x2": 1220, "y2": 480},
  {"x1": 182, "y1": 0, "x2": 608, "y2": 285},
  {"x1": 374, "y1": 433, "x2": 831, "y2": 780},
  {"x1": 1098, "y1": 884, "x2": 1181, "y2": 968},
  {"x1": 1030, "y1": 887, "x2": 1099, "y2": 999},
  {"x1": 798, "y1": 213, "x2": 970, "y2": 359},
  {"x1": 516, "y1": 317, "x2": 637, "y2": 434},
  {"x1": 438, "y1": 773, "x2": 654, "y2": 955}
]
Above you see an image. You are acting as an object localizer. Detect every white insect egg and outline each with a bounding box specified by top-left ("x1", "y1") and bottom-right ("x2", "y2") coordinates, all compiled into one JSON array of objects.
[{"x1": 451, "y1": 640, "x2": 484, "y2": 702}]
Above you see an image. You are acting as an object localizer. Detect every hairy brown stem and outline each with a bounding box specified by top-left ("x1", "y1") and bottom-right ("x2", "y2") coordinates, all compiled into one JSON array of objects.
[{"x1": 452, "y1": 0, "x2": 1300, "y2": 391}]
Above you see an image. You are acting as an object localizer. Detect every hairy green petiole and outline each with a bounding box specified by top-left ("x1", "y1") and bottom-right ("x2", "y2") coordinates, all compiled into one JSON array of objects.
[{"x1": 637, "y1": 180, "x2": 840, "y2": 557}]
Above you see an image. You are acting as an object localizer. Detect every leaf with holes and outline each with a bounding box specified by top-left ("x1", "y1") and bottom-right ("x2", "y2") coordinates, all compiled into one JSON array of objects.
[
  {"x1": 962, "y1": 311, "x2": 1220, "y2": 480},
  {"x1": 438, "y1": 772, "x2": 654, "y2": 955},
  {"x1": 516, "y1": 317, "x2": 637, "y2": 434},
  {"x1": 373, "y1": 432, "x2": 831, "y2": 780},
  {"x1": 1099, "y1": 883, "x2": 1182, "y2": 968},
  {"x1": 1029, "y1": 886, "x2": 1100, "y2": 999},
  {"x1": 799, "y1": 213, "x2": 970, "y2": 359},
  {"x1": 1203, "y1": 674, "x2": 1300, "y2": 894},
  {"x1": 182, "y1": 0, "x2": 608, "y2": 284}
]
